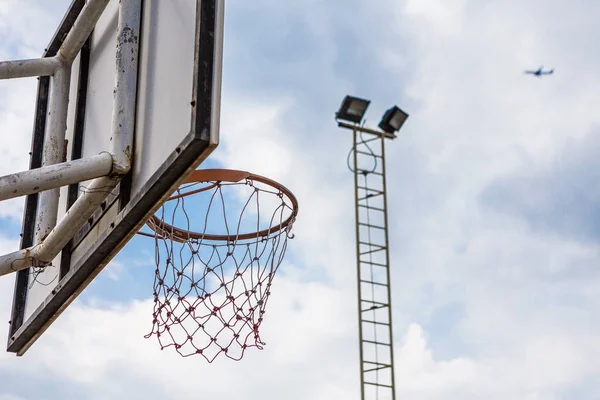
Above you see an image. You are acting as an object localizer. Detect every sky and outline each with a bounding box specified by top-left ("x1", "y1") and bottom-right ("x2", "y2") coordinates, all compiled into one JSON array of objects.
[{"x1": 1, "y1": 0, "x2": 600, "y2": 399}]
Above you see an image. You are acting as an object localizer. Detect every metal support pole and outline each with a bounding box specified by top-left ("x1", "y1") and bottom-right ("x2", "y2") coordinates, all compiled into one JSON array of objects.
[
  {"x1": 379, "y1": 134, "x2": 397, "y2": 399},
  {"x1": 34, "y1": 66, "x2": 72, "y2": 244},
  {"x1": 352, "y1": 128, "x2": 366, "y2": 400},
  {"x1": 59, "y1": 0, "x2": 111, "y2": 64},
  {"x1": 0, "y1": 58, "x2": 62, "y2": 80},
  {"x1": 35, "y1": 176, "x2": 118, "y2": 264},
  {"x1": 110, "y1": 0, "x2": 142, "y2": 174},
  {"x1": 0, "y1": 176, "x2": 119, "y2": 276},
  {"x1": 0, "y1": 153, "x2": 113, "y2": 201}
]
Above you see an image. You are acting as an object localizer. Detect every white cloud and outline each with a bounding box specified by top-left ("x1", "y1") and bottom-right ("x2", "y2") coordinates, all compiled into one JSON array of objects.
[
  {"x1": 103, "y1": 260, "x2": 123, "y2": 282},
  {"x1": 404, "y1": 0, "x2": 468, "y2": 36},
  {"x1": 397, "y1": 324, "x2": 480, "y2": 396},
  {"x1": 0, "y1": 271, "x2": 358, "y2": 399},
  {"x1": 0, "y1": 395, "x2": 27, "y2": 400}
]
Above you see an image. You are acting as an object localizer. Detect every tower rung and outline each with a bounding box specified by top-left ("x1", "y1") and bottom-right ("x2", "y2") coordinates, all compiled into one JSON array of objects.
[
  {"x1": 358, "y1": 241, "x2": 385, "y2": 248},
  {"x1": 362, "y1": 339, "x2": 391, "y2": 346},
  {"x1": 364, "y1": 364, "x2": 392, "y2": 373},
  {"x1": 357, "y1": 169, "x2": 384, "y2": 177},
  {"x1": 355, "y1": 150, "x2": 382, "y2": 158},
  {"x1": 359, "y1": 260, "x2": 387, "y2": 267},
  {"x1": 358, "y1": 241, "x2": 386, "y2": 247},
  {"x1": 364, "y1": 360, "x2": 392, "y2": 366},
  {"x1": 361, "y1": 319, "x2": 390, "y2": 326},
  {"x1": 357, "y1": 186, "x2": 384, "y2": 193},
  {"x1": 364, "y1": 382, "x2": 393, "y2": 389},
  {"x1": 361, "y1": 304, "x2": 388, "y2": 312},
  {"x1": 360, "y1": 279, "x2": 388, "y2": 287},
  {"x1": 357, "y1": 135, "x2": 380, "y2": 145},
  {"x1": 358, "y1": 204, "x2": 385, "y2": 212},
  {"x1": 359, "y1": 248, "x2": 385, "y2": 256},
  {"x1": 358, "y1": 222, "x2": 385, "y2": 230},
  {"x1": 358, "y1": 193, "x2": 383, "y2": 201},
  {"x1": 362, "y1": 299, "x2": 388, "y2": 306}
]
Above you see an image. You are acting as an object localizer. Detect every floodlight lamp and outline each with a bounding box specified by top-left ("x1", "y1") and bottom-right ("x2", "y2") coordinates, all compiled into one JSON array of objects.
[
  {"x1": 378, "y1": 106, "x2": 409, "y2": 134},
  {"x1": 336, "y1": 95, "x2": 371, "y2": 124}
]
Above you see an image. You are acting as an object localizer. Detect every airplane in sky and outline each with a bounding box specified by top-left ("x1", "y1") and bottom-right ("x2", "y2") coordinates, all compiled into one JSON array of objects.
[{"x1": 524, "y1": 66, "x2": 554, "y2": 77}]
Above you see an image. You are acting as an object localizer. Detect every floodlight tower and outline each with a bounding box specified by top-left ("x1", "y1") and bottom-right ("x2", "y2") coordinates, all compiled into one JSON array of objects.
[{"x1": 335, "y1": 96, "x2": 409, "y2": 400}]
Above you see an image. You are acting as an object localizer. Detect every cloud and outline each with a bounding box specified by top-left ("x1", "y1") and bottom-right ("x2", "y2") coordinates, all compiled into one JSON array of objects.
[
  {"x1": 397, "y1": 324, "x2": 480, "y2": 398},
  {"x1": 395, "y1": 322, "x2": 600, "y2": 400},
  {"x1": 404, "y1": 0, "x2": 468, "y2": 36},
  {"x1": 2, "y1": 0, "x2": 600, "y2": 399},
  {"x1": 0, "y1": 395, "x2": 27, "y2": 400},
  {"x1": 481, "y1": 129, "x2": 600, "y2": 242},
  {"x1": 0, "y1": 269, "x2": 360, "y2": 400},
  {"x1": 103, "y1": 260, "x2": 124, "y2": 282}
]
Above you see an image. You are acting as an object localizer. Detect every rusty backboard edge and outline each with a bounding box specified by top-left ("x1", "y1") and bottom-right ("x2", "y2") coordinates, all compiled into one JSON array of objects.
[
  {"x1": 7, "y1": 0, "x2": 220, "y2": 355},
  {"x1": 8, "y1": 0, "x2": 85, "y2": 346}
]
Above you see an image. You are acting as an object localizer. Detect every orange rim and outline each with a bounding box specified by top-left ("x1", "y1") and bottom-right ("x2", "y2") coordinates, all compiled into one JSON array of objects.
[{"x1": 146, "y1": 169, "x2": 298, "y2": 242}]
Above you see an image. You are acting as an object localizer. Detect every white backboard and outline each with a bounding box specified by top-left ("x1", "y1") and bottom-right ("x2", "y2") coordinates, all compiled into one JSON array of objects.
[{"x1": 8, "y1": 0, "x2": 224, "y2": 355}]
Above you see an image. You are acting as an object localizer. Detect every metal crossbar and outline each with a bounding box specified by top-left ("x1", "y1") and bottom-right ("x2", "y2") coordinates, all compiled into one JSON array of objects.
[
  {"x1": 359, "y1": 260, "x2": 388, "y2": 268},
  {"x1": 360, "y1": 279, "x2": 388, "y2": 287},
  {"x1": 365, "y1": 382, "x2": 393, "y2": 389},
  {"x1": 356, "y1": 150, "x2": 383, "y2": 158},
  {"x1": 358, "y1": 204, "x2": 385, "y2": 212},
  {"x1": 359, "y1": 222, "x2": 386, "y2": 230},
  {"x1": 364, "y1": 362, "x2": 393, "y2": 373}
]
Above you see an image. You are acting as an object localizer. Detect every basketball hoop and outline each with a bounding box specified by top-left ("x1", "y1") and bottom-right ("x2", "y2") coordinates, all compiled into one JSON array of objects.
[{"x1": 142, "y1": 169, "x2": 298, "y2": 362}]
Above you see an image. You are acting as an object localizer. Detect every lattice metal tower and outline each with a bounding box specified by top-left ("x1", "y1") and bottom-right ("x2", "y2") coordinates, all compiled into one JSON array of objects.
[{"x1": 336, "y1": 96, "x2": 408, "y2": 400}]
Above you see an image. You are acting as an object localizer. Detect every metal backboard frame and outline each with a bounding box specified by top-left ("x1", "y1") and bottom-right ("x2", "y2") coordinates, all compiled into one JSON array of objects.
[{"x1": 5, "y1": 0, "x2": 224, "y2": 355}]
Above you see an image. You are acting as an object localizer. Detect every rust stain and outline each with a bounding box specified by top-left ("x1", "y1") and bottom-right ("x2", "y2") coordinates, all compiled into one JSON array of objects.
[
  {"x1": 115, "y1": 25, "x2": 138, "y2": 71},
  {"x1": 62, "y1": 139, "x2": 69, "y2": 162},
  {"x1": 121, "y1": 26, "x2": 139, "y2": 45}
]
